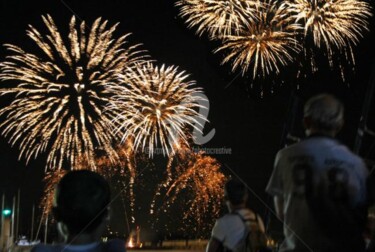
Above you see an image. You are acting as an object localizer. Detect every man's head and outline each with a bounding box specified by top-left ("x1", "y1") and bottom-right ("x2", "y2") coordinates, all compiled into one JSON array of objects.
[
  {"x1": 52, "y1": 170, "x2": 111, "y2": 237},
  {"x1": 224, "y1": 179, "x2": 248, "y2": 207},
  {"x1": 303, "y1": 94, "x2": 344, "y2": 136}
]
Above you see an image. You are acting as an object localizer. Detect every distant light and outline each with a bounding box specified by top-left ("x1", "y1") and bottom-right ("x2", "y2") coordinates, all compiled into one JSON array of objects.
[
  {"x1": 127, "y1": 238, "x2": 134, "y2": 248},
  {"x1": 2, "y1": 209, "x2": 11, "y2": 216}
]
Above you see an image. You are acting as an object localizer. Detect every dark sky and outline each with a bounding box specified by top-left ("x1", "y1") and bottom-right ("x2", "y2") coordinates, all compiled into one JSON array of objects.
[{"x1": 0, "y1": 0, "x2": 374, "y2": 240}]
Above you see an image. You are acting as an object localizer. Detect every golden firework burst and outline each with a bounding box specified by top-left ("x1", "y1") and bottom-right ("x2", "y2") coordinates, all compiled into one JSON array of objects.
[
  {"x1": 282, "y1": 0, "x2": 372, "y2": 51},
  {"x1": 151, "y1": 146, "x2": 227, "y2": 234},
  {"x1": 0, "y1": 15, "x2": 147, "y2": 170},
  {"x1": 107, "y1": 63, "x2": 207, "y2": 157},
  {"x1": 176, "y1": 0, "x2": 261, "y2": 38},
  {"x1": 215, "y1": 2, "x2": 301, "y2": 78}
]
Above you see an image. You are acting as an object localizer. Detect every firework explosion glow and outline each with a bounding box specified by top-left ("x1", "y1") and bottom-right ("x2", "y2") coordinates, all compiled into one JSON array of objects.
[
  {"x1": 41, "y1": 142, "x2": 136, "y2": 218},
  {"x1": 108, "y1": 63, "x2": 207, "y2": 157},
  {"x1": 0, "y1": 15, "x2": 147, "y2": 170},
  {"x1": 215, "y1": 2, "x2": 301, "y2": 78},
  {"x1": 176, "y1": 0, "x2": 261, "y2": 38},
  {"x1": 177, "y1": 0, "x2": 372, "y2": 81},
  {"x1": 151, "y1": 147, "x2": 227, "y2": 234},
  {"x1": 282, "y1": 0, "x2": 372, "y2": 52}
]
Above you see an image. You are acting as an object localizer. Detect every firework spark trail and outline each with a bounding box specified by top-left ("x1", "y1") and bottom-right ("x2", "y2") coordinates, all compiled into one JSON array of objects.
[
  {"x1": 95, "y1": 141, "x2": 137, "y2": 224},
  {"x1": 41, "y1": 169, "x2": 68, "y2": 216},
  {"x1": 176, "y1": 0, "x2": 261, "y2": 39},
  {"x1": 215, "y1": 2, "x2": 301, "y2": 79},
  {"x1": 164, "y1": 154, "x2": 225, "y2": 221},
  {"x1": 150, "y1": 147, "x2": 227, "y2": 233},
  {"x1": 107, "y1": 63, "x2": 207, "y2": 157},
  {"x1": 0, "y1": 15, "x2": 148, "y2": 170},
  {"x1": 41, "y1": 142, "x2": 136, "y2": 218},
  {"x1": 282, "y1": 0, "x2": 372, "y2": 52}
]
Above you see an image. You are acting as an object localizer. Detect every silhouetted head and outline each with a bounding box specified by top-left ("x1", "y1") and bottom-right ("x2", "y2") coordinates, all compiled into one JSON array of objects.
[
  {"x1": 52, "y1": 170, "x2": 110, "y2": 236},
  {"x1": 303, "y1": 94, "x2": 344, "y2": 136},
  {"x1": 224, "y1": 179, "x2": 248, "y2": 206}
]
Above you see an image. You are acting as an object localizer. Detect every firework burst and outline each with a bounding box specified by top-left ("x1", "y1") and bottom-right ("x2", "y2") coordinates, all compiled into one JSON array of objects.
[
  {"x1": 151, "y1": 147, "x2": 227, "y2": 234},
  {"x1": 108, "y1": 63, "x2": 207, "y2": 157},
  {"x1": 0, "y1": 15, "x2": 147, "y2": 170},
  {"x1": 215, "y1": 2, "x2": 301, "y2": 78},
  {"x1": 41, "y1": 142, "x2": 137, "y2": 221},
  {"x1": 282, "y1": 0, "x2": 372, "y2": 52},
  {"x1": 176, "y1": 0, "x2": 261, "y2": 38}
]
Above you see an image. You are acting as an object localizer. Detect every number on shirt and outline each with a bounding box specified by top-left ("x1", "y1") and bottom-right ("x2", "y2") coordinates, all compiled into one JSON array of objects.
[
  {"x1": 326, "y1": 167, "x2": 349, "y2": 202},
  {"x1": 292, "y1": 164, "x2": 312, "y2": 198},
  {"x1": 291, "y1": 163, "x2": 350, "y2": 202}
]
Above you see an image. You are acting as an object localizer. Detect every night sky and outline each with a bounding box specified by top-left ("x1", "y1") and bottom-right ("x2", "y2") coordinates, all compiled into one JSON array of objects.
[{"x1": 0, "y1": 0, "x2": 374, "y2": 241}]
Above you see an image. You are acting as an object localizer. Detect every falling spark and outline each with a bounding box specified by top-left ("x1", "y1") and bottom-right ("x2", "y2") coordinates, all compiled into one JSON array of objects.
[
  {"x1": 282, "y1": 0, "x2": 372, "y2": 52},
  {"x1": 40, "y1": 143, "x2": 137, "y2": 224},
  {"x1": 79, "y1": 141, "x2": 137, "y2": 224},
  {"x1": 215, "y1": 2, "x2": 302, "y2": 79},
  {"x1": 41, "y1": 169, "x2": 67, "y2": 216},
  {"x1": 176, "y1": 0, "x2": 261, "y2": 38},
  {"x1": 108, "y1": 63, "x2": 207, "y2": 157},
  {"x1": 0, "y1": 15, "x2": 147, "y2": 170},
  {"x1": 151, "y1": 146, "x2": 227, "y2": 234}
]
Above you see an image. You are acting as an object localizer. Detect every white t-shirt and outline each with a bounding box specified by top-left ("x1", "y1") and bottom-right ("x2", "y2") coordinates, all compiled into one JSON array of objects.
[
  {"x1": 211, "y1": 208, "x2": 257, "y2": 250},
  {"x1": 266, "y1": 136, "x2": 368, "y2": 252}
]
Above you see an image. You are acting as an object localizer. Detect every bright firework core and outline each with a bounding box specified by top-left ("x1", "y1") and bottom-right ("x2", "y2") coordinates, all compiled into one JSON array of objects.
[
  {"x1": 0, "y1": 15, "x2": 147, "y2": 170},
  {"x1": 108, "y1": 63, "x2": 207, "y2": 157},
  {"x1": 215, "y1": 3, "x2": 302, "y2": 78},
  {"x1": 176, "y1": 0, "x2": 260, "y2": 38},
  {"x1": 177, "y1": 0, "x2": 372, "y2": 80},
  {"x1": 283, "y1": 0, "x2": 372, "y2": 50}
]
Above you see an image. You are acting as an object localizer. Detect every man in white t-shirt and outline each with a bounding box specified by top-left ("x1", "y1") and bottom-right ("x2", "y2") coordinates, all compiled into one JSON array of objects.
[
  {"x1": 32, "y1": 170, "x2": 125, "y2": 252},
  {"x1": 206, "y1": 179, "x2": 266, "y2": 252},
  {"x1": 266, "y1": 94, "x2": 368, "y2": 252}
]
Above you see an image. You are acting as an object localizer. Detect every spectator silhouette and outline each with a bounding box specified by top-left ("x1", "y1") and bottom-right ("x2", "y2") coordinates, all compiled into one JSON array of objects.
[
  {"x1": 266, "y1": 94, "x2": 368, "y2": 252},
  {"x1": 32, "y1": 170, "x2": 125, "y2": 252},
  {"x1": 206, "y1": 178, "x2": 267, "y2": 252}
]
